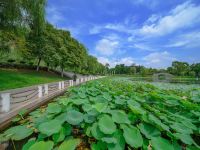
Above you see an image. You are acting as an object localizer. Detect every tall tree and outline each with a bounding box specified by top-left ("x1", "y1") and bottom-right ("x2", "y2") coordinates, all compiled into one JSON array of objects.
[
  {"x1": 171, "y1": 61, "x2": 190, "y2": 76},
  {"x1": 25, "y1": 0, "x2": 47, "y2": 71},
  {"x1": 191, "y1": 63, "x2": 200, "y2": 78}
]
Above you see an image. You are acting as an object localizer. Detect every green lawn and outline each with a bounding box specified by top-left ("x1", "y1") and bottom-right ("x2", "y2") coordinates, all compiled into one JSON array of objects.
[{"x1": 0, "y1": 69, "x2": 68, "y2": 91}]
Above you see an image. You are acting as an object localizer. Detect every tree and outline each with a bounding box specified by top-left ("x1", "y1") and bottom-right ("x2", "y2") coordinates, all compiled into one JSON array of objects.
[
  {"x1": 24, "y1": 0, "x2": 47, "y2": 71},
  {"x1": 191, "y1": 63, "x2": 200, "y2": 78},
  {"x1": 171, "y1": 61, "x2": 190, "y2": 76}
]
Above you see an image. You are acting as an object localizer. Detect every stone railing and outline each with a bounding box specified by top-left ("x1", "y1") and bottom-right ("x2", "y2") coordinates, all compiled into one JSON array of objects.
[{"x1": 0, "y1": 76, "x2": 104, "y2": 113}]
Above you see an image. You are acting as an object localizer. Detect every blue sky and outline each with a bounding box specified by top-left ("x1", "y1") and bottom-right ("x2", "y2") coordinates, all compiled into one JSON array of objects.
[{"x1": 46, "y1": 0, "x2": 200, "y2": 68}]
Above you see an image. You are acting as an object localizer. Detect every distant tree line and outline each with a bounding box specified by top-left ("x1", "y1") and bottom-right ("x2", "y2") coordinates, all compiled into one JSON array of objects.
[
  {"x1": 0, "y1": 0, "x2": 106, "y2": 75},
  {"x1": 109, "y1": 61, "x2": 200, "y2": 78}
]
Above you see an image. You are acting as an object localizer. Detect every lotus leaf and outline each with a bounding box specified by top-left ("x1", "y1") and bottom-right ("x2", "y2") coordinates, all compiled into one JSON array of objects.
[
  {"x1": 151, "y1": 137, "x2": 174, "y2": 150},
  {"x1": 138, "y1": 123, "x2": 160, "y2": 139},
  {"x1": 3, "y1": 125, "x2": 33, "y2": 141},
  {"x1": 58, "y1": 138, "x2": 81, "y2": 150},
  {"x1": 111, "y1": 110, "x2": 130, "y2": 124},
  {"x1": 47, "y1": 103, "x2": 61, "y2": 114},
  {"x1": 98, "y1": 115, "x2": 116, "y2": 134},
  {"x1": 66, "y1": 110, "x2": 84, "y2": 125},
  {"x1": 121, "y1": 124, "x2": 143, "y2": 148},
  {"x1": 28, "y1": 141, "x2": 54, "y2": 150},
  {"x1": 38, "y1": 119, "x2": 62, "y2": 136}
]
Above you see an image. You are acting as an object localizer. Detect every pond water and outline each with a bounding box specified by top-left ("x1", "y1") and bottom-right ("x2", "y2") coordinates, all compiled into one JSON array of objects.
[{"x1": 131, "y1": 77, "x2": 200, "y2": 84}]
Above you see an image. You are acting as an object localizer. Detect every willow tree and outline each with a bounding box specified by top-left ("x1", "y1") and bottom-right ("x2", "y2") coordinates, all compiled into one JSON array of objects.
[
  {"x1": 25, "y1": 0, "x2": 47, "y2": 71},
  {"x1": 0, "y1": 0, "x2": 23, "y2": 29},
  {"x1": 0, "y1": 0, "x2": 24, "y2": 56}
]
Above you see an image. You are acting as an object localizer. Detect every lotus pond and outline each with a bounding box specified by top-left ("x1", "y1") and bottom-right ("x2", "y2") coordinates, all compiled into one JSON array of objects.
[{"x1": 0, "y1": 78, "x2": 200, "y2": 150}]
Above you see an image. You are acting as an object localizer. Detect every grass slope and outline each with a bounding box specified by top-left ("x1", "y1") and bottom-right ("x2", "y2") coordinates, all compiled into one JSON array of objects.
[{"x1": 0, "y1": 69, "x2": 67, "y2": 91}]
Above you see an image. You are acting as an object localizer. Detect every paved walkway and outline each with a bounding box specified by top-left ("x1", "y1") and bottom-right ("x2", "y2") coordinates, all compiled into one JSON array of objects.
[{"x1": 0, "y1": 76, "x2": 101, "y2": 131}]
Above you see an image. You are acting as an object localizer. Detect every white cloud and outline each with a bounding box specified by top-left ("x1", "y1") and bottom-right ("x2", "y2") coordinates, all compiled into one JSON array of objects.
[
  {"x1": 95, "y1": 38, "x2": 119, "y2": 56},
  {"x1": 140, "y1": 1, "x2": 200, "y2": 36},
  {"x1": 103, "y1": 33, "x2": 121, "y2": 41},
  {"x1": 130, "y1": 0, "x2": 159, "y2": 9},
  {"x1": 46, "y1": 6, "x2": 64, "y2": 25},
  {"x1": 89, "y1": 18, "x2": 136, "y2": 35},
  {"x1": 132, "y1": 43, "x2": 156, "y2": 51},
  {"x1": 89, "y1": 25, "x2": 102, "y2": 34},
  {"x1": 146, "y1": 14, "x2": 161, "y2": 23},
  {"x1": 97, "y1": 57, "x2": 135, "y2": 68},
  {"x1": 97, "y1": 51, "x2": 176, "y2": 68},
  {"x1": 166, "y1": 31, "x2": 200, "y2": 48},
  {"x1": 142, "y1": 51, "x2": 176, "y2": 68},
  {"x1": 104, "y1": 23, "x2": 134, "y2": 34}
]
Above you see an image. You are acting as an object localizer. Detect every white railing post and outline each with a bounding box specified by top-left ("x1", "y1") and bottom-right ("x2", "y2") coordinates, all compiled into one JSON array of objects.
[
  {"x1": 76, "y1": 79, "x2": 79, "y2": 85},
  {"x1": 1, "y1": 93, "x2": 10, "y2": 112},
  {"x1": 58, "y1": 82, "x2": 62, "y2": 90},
  {"x1": 69, "y1": 80, "x2": 73, "y2": 86},
  {"x1": 62, "y1": 81, "x2": 65, "y2": 89},
  {"x1": 38, "y1": 86, "x2": 43, "y2": 98},
  {"x1": 44, "y1": 84, "x2": 48, "y2": 95},
  {"x1": 71, "y1": 80, "x2": 74, "y2": 86}
]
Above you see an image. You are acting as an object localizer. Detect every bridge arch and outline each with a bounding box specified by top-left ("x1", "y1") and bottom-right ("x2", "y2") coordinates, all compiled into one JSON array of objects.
[{"x1": 153, "y1": 73, "x2": 173, "y2": 82}]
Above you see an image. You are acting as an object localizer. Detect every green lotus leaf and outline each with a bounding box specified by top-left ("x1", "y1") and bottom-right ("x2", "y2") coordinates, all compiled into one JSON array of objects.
[
  {"x1": 172, "y1": 140, "x2": 182, "y2": 150},
  {"x1": 53, "y1": 127, "x2": 65, "y2": 143},
  {"x1": 28, "y1": 141, "x2": 54, "y2": 150},
  {"x1": 87, "y1": 109, "x2": 99, "y2": 117},
  {"x1": 95, "y1": 95, "x2": 108, "y2": 103},
  {"x1": 37, "y1": 133, "x2": 48, "y2": 141},
  {"x1": 181, "y1": 120, "x2": 197, "y2": 130},
  {"x1": 78, "y1": 92, "x2": 87, "y2": 99},
  {"x1": 103, "y1": 93, "x2": 112, "y2": 101},
  {"x1": 148, "y1": 114, "x2": 169, "y2": 131},
  {"x1": 22, "y1": 139, "x2": 36, "y2": 150},
  {"x1": 142, "y1": 138, "x2": 150, "y2": 150},
  {"x1": 98, "y1": 115, "x2": 116, "y2": 134},
  {"x1": 46, "y1": 103, "x2": 62, "y2": 114},
  {"x1": 173, "y1": 133, "x2": 194, "y2": 145},
  {"x1": 91, "y1": 141, "x2": 107, "y2": 150},
  {"x1": 121, "y1": 124, "x2": 143, "y2": 148},
  {"x1": 127, "y1": 100, "x2": 141, "y2": 107},
  {"x1": 111, "y1": 110, "x2": 130, "y2": 124},
  {"x1": 128, "y1": 104, "x2": 146, "y2": 115},
  {"x1": 151, "y1": 137, "x2": 174, "y2": 150},
  {"x1": 72, "y1": 98, "x2": 88, "y2": 105},
  {"x1": 63, "y1": 123, "x2": 72, "y2": 136},
  {"x1": 114, "y1": 97, "x2": 125, "y2": 105},
  {"x1": 55, "y1": 113, "x2": 67, "y2": 124},
  {"x1": 82, "y1": 104, "x2": 93, "y2": 112},
  {"x1": 58, "y1": 138, "x2": 81, "y2": 150},
  {"x1": 107, "y1": 130, "x2": 125, "y2": 150},
  {"x1": 91, "y1": 122, "x2": 105, "y2": 140},
  {"x1": 59, "y1": 98, "x2": 71, "y2": 106},
  {"x1": 66, "y1": 110, "x2": 84, "y2": 125},
  {"x1": 138, "y1": 123, "x2": 160, "y2": 139},
  {"x1": 101, "y1": 136, "x2": 117, "y2": 144},
  {"x1": 84, "y1": 114, "x2": 96, "y2": 123},
  {"x1": 38, "y1": 120, "x2": 62, "y2": 136},
  {"x1": 165, "y1": 99, "x2": 180, "y2": 106},
  {"x1": 3, "y1": 125, "x2": 33, "y2": 141},
  {"x1": 92, "y1": 103, "x2": 107, "y2": 113},
  {"x1": 170, "y1": 123, "x2": 193, "y2": 134}
]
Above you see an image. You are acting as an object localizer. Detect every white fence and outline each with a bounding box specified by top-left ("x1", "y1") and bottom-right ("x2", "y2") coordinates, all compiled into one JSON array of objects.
[{"x1": 0, "y1": 76, "x2": 104, "y2": 113}]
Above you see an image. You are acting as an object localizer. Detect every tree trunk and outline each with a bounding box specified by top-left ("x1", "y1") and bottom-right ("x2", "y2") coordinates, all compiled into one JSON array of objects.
[
  {"x1": 61, "y1": 67, "x2": 64, "y2": 78},
  {"x1": 47, "y1": 63, "x2": 50, "y2": 72},
  {"x1": 36, "y1": 58, "x2": 41, "y2": 72}
]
